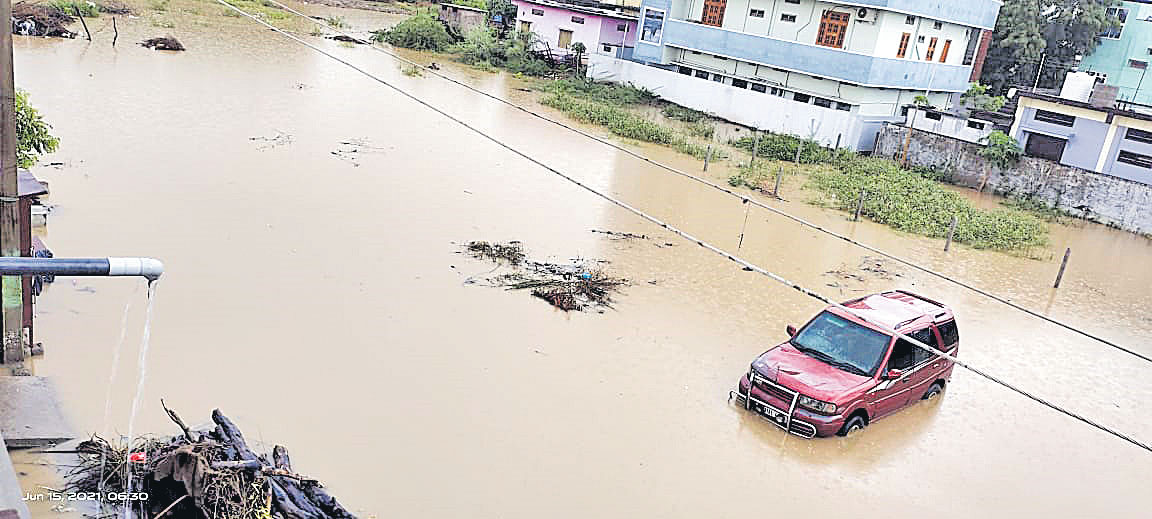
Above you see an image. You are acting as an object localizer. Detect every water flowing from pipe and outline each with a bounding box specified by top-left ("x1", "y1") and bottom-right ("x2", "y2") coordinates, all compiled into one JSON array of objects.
[
  {"x1": 122, "y1": 280, "x2": 157, "y2": 519},
  {"x1": 97, "y1": 282, "x2": 139, "y2": 495}
]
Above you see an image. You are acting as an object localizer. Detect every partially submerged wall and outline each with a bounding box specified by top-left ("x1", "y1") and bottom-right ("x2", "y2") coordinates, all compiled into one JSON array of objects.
[{"x1": 874, "y1": 125, "x2": 1152, "y2": 235}]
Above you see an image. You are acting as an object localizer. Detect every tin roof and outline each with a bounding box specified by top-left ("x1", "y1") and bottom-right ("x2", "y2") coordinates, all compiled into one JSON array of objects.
[{"x1": 18, "y1": 171, "x2": 48, "y2": 198}]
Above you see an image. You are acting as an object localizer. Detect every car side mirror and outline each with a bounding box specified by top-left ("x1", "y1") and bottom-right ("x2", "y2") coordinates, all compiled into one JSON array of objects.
[
  {"x1": 885, "y1": 369, "x2": 904, "y2": 380},
  {"x1": 786, "y1": 325, "x2": 797, "y2": 337}
]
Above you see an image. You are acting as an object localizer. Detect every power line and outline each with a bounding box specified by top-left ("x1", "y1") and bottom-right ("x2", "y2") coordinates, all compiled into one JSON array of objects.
[
  {"x1": 216, "y1": 0, "x2": 1152, "y2": 454},
  {"x1": 262, "y1": 0, "x2": 1152, "y2": 366}
]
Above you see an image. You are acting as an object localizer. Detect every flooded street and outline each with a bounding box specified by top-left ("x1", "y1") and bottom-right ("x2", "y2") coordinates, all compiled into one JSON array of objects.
[{"x1": 12, "y1": 4, "x2": 1152, "y2": 517}]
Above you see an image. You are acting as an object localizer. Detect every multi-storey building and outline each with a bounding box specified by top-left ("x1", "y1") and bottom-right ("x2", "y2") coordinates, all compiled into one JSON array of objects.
[
  {"x1": 1078, "y1": 1, "x2": 1152, "y2": 106},
  {"x1": 582, "y1": 0, "x2": 1003, "y2": 150}
]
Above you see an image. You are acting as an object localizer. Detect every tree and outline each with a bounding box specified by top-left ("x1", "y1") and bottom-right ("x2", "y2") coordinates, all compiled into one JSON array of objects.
[
  {"x1": 960, "y1": 83, "x2": 1007, "y2": 112},
  {"x1": 981, "y1": 0, "x2": 1119, "y2": 94},
  {"x1": 569, "y1": 41, "x2": 586, "y2": 78},
  {"x1": 15, "y1": 90, "x2": 58, "y2": 169},
  {"x1": 977, "y1": 130, "x2": 1022, "y2": 191}
]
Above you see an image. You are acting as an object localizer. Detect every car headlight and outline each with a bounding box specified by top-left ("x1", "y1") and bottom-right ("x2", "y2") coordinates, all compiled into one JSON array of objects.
[{"x1": 797, "y1": 395, "x2": 837, "y2": 414}]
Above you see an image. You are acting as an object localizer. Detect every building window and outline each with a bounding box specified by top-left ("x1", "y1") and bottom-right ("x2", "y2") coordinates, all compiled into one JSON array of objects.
[
  {"x1": 785, "y1": 0, "x2": 799, "y2": 3},
  {"x1": 780, "y1": 13, "x2": 796, "y2": 22},
  {"x1": 925, "y1": 111, "x2": 943, "y2": 121},
  {"x1": 602, "y1": 44, "x2": 612, "y2": 52},
  {"x1": 1130, "y1": 59, "x2": 1148, "y2": 70},
  {"x1": 694, "y1": 69, "x2": 709, "y2": 79},
  {"x1": 967, "y1": 120, "x2": 986, "y2": 130},
  {"x1": 571, "y1": 16, "x2": 585, "y2": 24},
  {"x1": 1102, "y1": 7, "x2": 1128, "y2": 39},
  {"x1": 813, "y1": 97, "x2": 833, "y2": 108},
  {"x1": 897, "y1": 32, "x2": 910, "y2": 58},
  {"x1": 1118, "y1": 150, "x2": 1152, "y2": 169},
  {"x1": 617, "y1": 23, "x2": 627, "y2": 32},
  {"x1": 750, "y1": 9, "x2": 765, "y2": 18},
  {"x1": 712, "y1": 73, "x2": 725, "y2": 83},
  {"x1": 732, "y1": 78, "x2": 748, "y2": 89},
  {"x1": 917, "y1": 35, "x2": 925, "y2": 43},
  {"x1": 750, "y1": 83, "x2": 768, "y2": 93},
  {"x1": 940, "y1": 40, "x2": 951, "y2": 62},
  {"x1": 1025, "y1": 133, "x2": 1067, "y2": 161},
  {"x1": 816, "y1": 10, "x2": 850, "y2": 48},
  {"x1": 793, "y1": 92, "x2": 811, "y2": 103},
  {"x1": 640, "y1": 8, "x2": 666, "y2": 44},
  {"x1": 702, "y1": 0, "x2": 727, "y2": 26},
  {"x1": 1034, "y1": 109, "x2": 1076, "y2": 127},
  {"x1": 933, "y1": 21, "x2": 943, "y2": 30},
  {"x1": 926, "y1": 37, "x2": 938, "y2": 60},
  {"x1": 1126, "y1": 128, "x2": 1152, "y2": 144},
  {"x1": 678, "y1": 65, "x2": 693, "y2": 75},
  {"x1": 520, "y1": 20, "x2": 531, "y2": 32},
  {"x1": 835, "y1": 102, "x2": 852, "y2": 111},
  {"x1": 531, "y1": 8, "x2": 544, "y2": 16},
  {"x1": 905, "y1": 15, "x2": 915, "y2": 25},
  {"x1": 558, "y1": 29, "x2": 573, "y2": 49}
]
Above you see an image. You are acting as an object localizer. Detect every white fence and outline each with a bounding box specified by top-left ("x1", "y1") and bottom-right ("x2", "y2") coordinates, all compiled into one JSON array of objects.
[{"x1": 587, "y1": 54, "x2": 863, "y2": 149}]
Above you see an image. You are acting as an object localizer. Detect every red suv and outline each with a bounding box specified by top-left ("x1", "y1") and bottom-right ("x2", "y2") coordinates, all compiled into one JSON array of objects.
[{"x1": 733, "y1": 291, "x2": 959, "y2": 438}]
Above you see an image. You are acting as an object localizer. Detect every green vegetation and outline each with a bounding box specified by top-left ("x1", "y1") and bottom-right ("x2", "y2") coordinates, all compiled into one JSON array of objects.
[
  {"x1": 685, "y1": 121, "x2": 715, "y2": 139},
  {"x1": 979, "y1": 130, "x2": 1022, "y2": 170},
  {"x1": 541, "y1": 93, "x2": 712, "y2": 158},
  {"x1": 402, "y1": 64, "x2": 424, "y2": 77},
  {"x1": 375, "y1": 13, "x2": 454, "y2": 51},
  {"x1": 16, "y1": 90, "x2": 60, "y2": 169},
  {"x1": 325, "y1": 15, "x2": 347, "y2": 28},
  {"x1": 661, "y1": 104, "x2": 707, "y2": 123},
  {"x1": 50, "y1": 0, "x2": 99, "y2": 16},
  {"x1": 728, "y1": 160, "x2": 790, "y2": 191},
  {"x1": 539, "y1": 78, "x2": 657, "y2": 106},
  {"x1": 960, "y1": 83, "x2": 1007, "y2": 112},
  {"x1": 808, "y1": 158, "x2": 1048, "y2": 250},
  {"x1": 148, "y1": 0, "x2": 168, "y2": 12},
  {"x1": 730, "y1": 133, "x2": 854, "y2": 165},
  {"x1": 455, "y1": 27, "x2": 552, "y2": 76}
]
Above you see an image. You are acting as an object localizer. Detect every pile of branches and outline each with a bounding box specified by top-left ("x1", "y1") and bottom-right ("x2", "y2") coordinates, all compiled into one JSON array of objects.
[
  {"x1": 141, "y1": 37, "x2": 185, "y2": 51},
  {"x1": 67, "y1": 404, "x2": 356, "y2": 519},
  {"x1": 12, "y1": 2, "x2": 77, "y2": 38},
  {"x1": 462, "y1": 241, "x2": 626, "y2": 312}
]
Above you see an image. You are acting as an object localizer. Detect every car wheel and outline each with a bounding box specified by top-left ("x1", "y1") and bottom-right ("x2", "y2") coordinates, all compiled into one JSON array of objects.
[
  {"x1": 837, "y1": 415, "x2": 866, "y2": 437},
  {"x1": 922, "y1": 382, "x2": 944, "y2": 400}
]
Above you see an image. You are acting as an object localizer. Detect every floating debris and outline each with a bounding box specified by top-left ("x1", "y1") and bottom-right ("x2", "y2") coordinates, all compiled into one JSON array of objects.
[
  {"x1": 12, "y1": 3, "x2": 77, "y2": 38},
  {"x1": 591, "y1": 229, "x2": 648, "y2": 240},
  {"x1": 326, "y1": 34, "x2": 367, "y2": 44},
  {"x1": 824, "y1": 255, "x2": 904, "y2": 292},
  {"x1": 464, "y1": 240, "x2": 525, "y2": 265},
  {"x1": 66, "y1": 404, "x2": 357, "y2": 519},
  {"x1": 249, "y1": 130, "x2": 293, "y2": 150},
  {"x1": 98, "y1": 1, "x2": 133, "y2": 15},
  {"x1": 141, "y1": 37, "x2": 185, "y2": 51},
  {"x1": 331, "y1": 138, "x2": 385, "y2": 166},
  {"x1": 461, "y1": 241, "x2": 626, "y2": 312}
]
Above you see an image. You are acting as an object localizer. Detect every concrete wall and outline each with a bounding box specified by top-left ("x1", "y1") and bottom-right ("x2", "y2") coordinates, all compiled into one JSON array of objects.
[
  {"x1": 588, "y1": 53, "x2": 864, "y2": 147},
  {"x1": 874, "y1": 124, "x2": 1152, "y2": 235},
  {"x1": 439, "y1": 4, "x2": 488, "y2": 34}
]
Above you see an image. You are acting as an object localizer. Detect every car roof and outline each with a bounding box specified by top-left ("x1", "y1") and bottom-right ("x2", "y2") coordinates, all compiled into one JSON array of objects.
[{"x1": 833, "y1": 291, "x2": 953, "y2": 332}]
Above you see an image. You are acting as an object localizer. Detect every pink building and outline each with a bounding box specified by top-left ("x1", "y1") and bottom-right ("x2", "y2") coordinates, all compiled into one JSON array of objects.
[{"x1": 511, "y1": 0, "x2": 638, "y2": 58}]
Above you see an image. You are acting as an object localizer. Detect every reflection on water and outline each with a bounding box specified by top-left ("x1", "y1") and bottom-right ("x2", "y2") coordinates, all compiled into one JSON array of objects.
[{"x1": 12, "y1": 4, "x2": 1152, "y2": 517}]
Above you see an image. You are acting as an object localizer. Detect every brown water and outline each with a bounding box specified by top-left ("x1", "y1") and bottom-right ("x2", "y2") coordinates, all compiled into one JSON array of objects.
[{"x1": 11, "y1": 4, "x2": 1152, "y2": 517}]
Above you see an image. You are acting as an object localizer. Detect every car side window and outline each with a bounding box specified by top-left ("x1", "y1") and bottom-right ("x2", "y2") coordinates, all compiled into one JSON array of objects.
[
  {"x1": 937, "y1": 320, "x2": 959, "y2": 349},
  {"x1": 887, "y1": 338, "x2": 916, "y2": 371},
  {"x1": 909, "y1": 327, "x2": 939, "y2": 365}
]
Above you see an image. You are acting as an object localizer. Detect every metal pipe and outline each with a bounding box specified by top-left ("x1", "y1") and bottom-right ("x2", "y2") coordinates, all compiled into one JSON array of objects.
[{"x1": 0, "y1": 257, "x2": 164, "y2": 280}]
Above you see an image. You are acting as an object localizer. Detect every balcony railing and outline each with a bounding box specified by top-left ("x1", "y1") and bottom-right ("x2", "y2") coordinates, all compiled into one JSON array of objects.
[{"x1": 662, "y1": 19, "x2": 973, "y2": 92}]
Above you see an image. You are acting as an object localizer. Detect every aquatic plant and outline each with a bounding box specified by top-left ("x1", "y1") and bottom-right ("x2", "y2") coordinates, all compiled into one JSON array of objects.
[
  {"x1": 49, "y1": 0, "x2": 99, "y2": 17},
  {"x1": 661, "y1": 104, "x2": 707, "y2": 122},
  {"x1": 540, "y1": 78, "x2": 658, "y2": 106},
  {"x1": 541, "y1": 93, "x2": 715, "y2": 159},
  {"x1": 730, "y1": 133, "x2": 855, "y2": 165},
  {"x1": 807, "y1": 157, "x2": 1049, "y2": 251}
]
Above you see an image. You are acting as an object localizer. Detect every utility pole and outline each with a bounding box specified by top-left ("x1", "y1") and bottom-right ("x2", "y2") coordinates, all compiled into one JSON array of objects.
[
  {"x1": 0, "y1": 0, "x2": 22, "y2": 365},
  {"x1": 1032, "y1": 53, "x2": 1046, "y2": 92}
]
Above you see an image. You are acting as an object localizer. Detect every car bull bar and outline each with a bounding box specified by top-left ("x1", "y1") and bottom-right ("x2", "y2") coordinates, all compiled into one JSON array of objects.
[{"x1": 729, "y1": 367, "x2": 818, "y2": 439}]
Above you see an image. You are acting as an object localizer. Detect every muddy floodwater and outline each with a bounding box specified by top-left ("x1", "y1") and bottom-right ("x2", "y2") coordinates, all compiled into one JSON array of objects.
[{"x1": 11, "y1": 4, "x2": 1152, "y2": 517}]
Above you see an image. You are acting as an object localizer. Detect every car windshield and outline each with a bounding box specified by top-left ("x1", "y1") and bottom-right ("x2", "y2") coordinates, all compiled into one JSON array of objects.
[{"x1": 790, "y1": 311, "x2": 891, "y2": 377}]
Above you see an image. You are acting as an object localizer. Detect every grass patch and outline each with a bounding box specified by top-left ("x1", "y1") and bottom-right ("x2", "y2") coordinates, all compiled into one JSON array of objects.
[
  {"x1": 728, "y1": 160, "x2": 791, "y2": 191},
  {"x1": 730, "y1": 132, "x2": 855, "y2": 165},
  {"x1": 325, "y1": 15, "x2": 347, "y2": 28},
  {"x1": 1001, "y1": 196, "x2": 1075, "y2": 223},
  {"x1": 807, "y1": 158, "x2": 1049, "y2": 251},
  {"x1": 541, "y1": 93, "x2": 717, "y2": 159},
  {"x1": 402, "y1": 64, "x2": 424, "y2": 77},
  {"x1": 661, "y1": 104, "x2": 706, "y2": 122},
  {"x1": 50, "y1": 0, "x2": 99, "y2": 16},
  {"x1": 686, "y1": 121, "x2": 715, "y2": 139},
  {"x1": 539, "y1": 78, "x2": 658, "y2": 106}
]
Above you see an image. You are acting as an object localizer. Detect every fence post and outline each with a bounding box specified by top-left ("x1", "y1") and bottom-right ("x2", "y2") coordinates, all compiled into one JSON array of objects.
[
  {"x1": 773, "y1": 167, "x2": 783, "y2": 198},
  {"x1": 944, "y1": 214, "x2": 958, "y2": 251},
  {"x1": 703, "y1": 144, "x2": 712, "y2": 172},
  {"x1": 853, "y1": 189, "x2": 866, "y2": 222},
  {"x1": 1053, "y1": 248, "x2": 1071, "y2": 288},
  {"x1": 750, "y1": 131, "x2": 761, "y2": 168}
]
